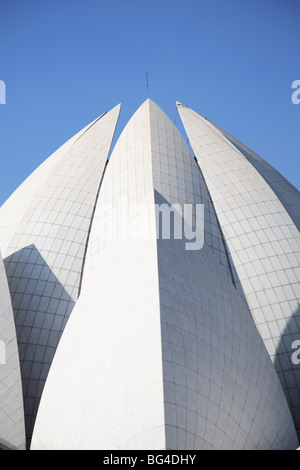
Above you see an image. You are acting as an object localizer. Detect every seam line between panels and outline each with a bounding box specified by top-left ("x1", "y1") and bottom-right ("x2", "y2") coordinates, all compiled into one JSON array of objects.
[
  {"x1": 73, "y1": 112, "x2": 107, "y2": 144},
  {"x1": 77, "y1": 110, "x2": 120, "y2": 297},
  {"x1": 193, "y1": 155, "x2": 236, "y2": 288}
]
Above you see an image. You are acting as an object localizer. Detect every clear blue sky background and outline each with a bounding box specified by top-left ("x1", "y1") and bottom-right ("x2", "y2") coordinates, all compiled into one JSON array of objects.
[{"x1": 0, "y1": 0, "x2": 299, "y2": 206}]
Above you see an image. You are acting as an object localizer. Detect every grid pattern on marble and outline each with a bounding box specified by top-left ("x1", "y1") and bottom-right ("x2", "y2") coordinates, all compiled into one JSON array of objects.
[
  {"x1": 77, "y1": 99, "x2": 296, "y2": 449},
  {"x1": 84, "y1": 99, "x2": 232, "y2": 285},
  {"x1": 211, "y1": 122, "x2": 300, "y2": 231},
  {"x1": 29, "y1": 99, "x2": 298, "y2": 450},
  {"x1": 2, "y1": 104, "x2": 120, "y2": 445},
  {"x1": 30, "y1": 101, "x2": 166, "y2": 450},
  {"x1": 30, "y1": 99, "x2": 233, "y2": 450},
  {"x1": 157, "y1": 233, "x2": 298, "y2": 449},
  {"x1": 0, "y1": 250, "x2": 25, "y2": 450},
  {"x1": 178, "y1": 103, "x2": 300, "y2": 438},
  {"x1": 30, "y1": 236, "x2": 166, "y2": 450},
  {"x1": 0, "y1": 115, "x2": 101, "y2": 256},
  {"x1": 83, "y1": 99, "x2": 155, "y2": 281}
]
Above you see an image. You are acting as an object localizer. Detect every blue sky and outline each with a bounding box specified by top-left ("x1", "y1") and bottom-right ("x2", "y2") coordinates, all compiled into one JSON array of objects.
[{"x1": 0, "y1": 0, "x2": 299, "y2": 205}]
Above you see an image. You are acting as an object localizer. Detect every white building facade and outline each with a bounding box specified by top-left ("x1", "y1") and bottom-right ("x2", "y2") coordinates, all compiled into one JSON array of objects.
[
  {"x1": 0, "y1": 99, "x2": 299, "y2": 450},
  {"x1": 177, "y1": 102, "x2": 300, "y2": 440}
]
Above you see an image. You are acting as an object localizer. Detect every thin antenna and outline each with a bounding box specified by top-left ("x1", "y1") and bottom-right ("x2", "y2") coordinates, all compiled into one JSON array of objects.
[{"x1": 146, "y1": 72, "x2": 149, "y2": 98}]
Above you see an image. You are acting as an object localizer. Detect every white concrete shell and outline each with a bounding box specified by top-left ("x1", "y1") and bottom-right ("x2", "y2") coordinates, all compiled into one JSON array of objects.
[
  {"x1": 178, "y1": 102, "x2": 300, "y2": 440},
  {"x1": 0, "y1": 104, "x2": 120, "y2": 446},
  {"x1": 31, "y1": 100, "x2": 298, "y2": 450},
  {"x1": 31, "y1": 100, "x2": 165, "y2": 450},
  {"x1": 0, "y1": 114, "x2": 105, "y2": 256},
  {"x1": 0, "y1": 249, "x2": 25, "y2": 450},
  {"x1": 210, "y1": 121, "x2": 300, "y2": 231}
]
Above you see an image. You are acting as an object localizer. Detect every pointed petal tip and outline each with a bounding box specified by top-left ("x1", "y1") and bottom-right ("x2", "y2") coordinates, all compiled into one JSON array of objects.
[
  {"x1": 176, "y1": 102, "x2": 208, "y2": 120},
  {"x1": 107, "y1": 101, "x2": 122, "y2": 113},
  {"x1": 112, "y1": 102, "x2": 122, "y2": 112}
]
